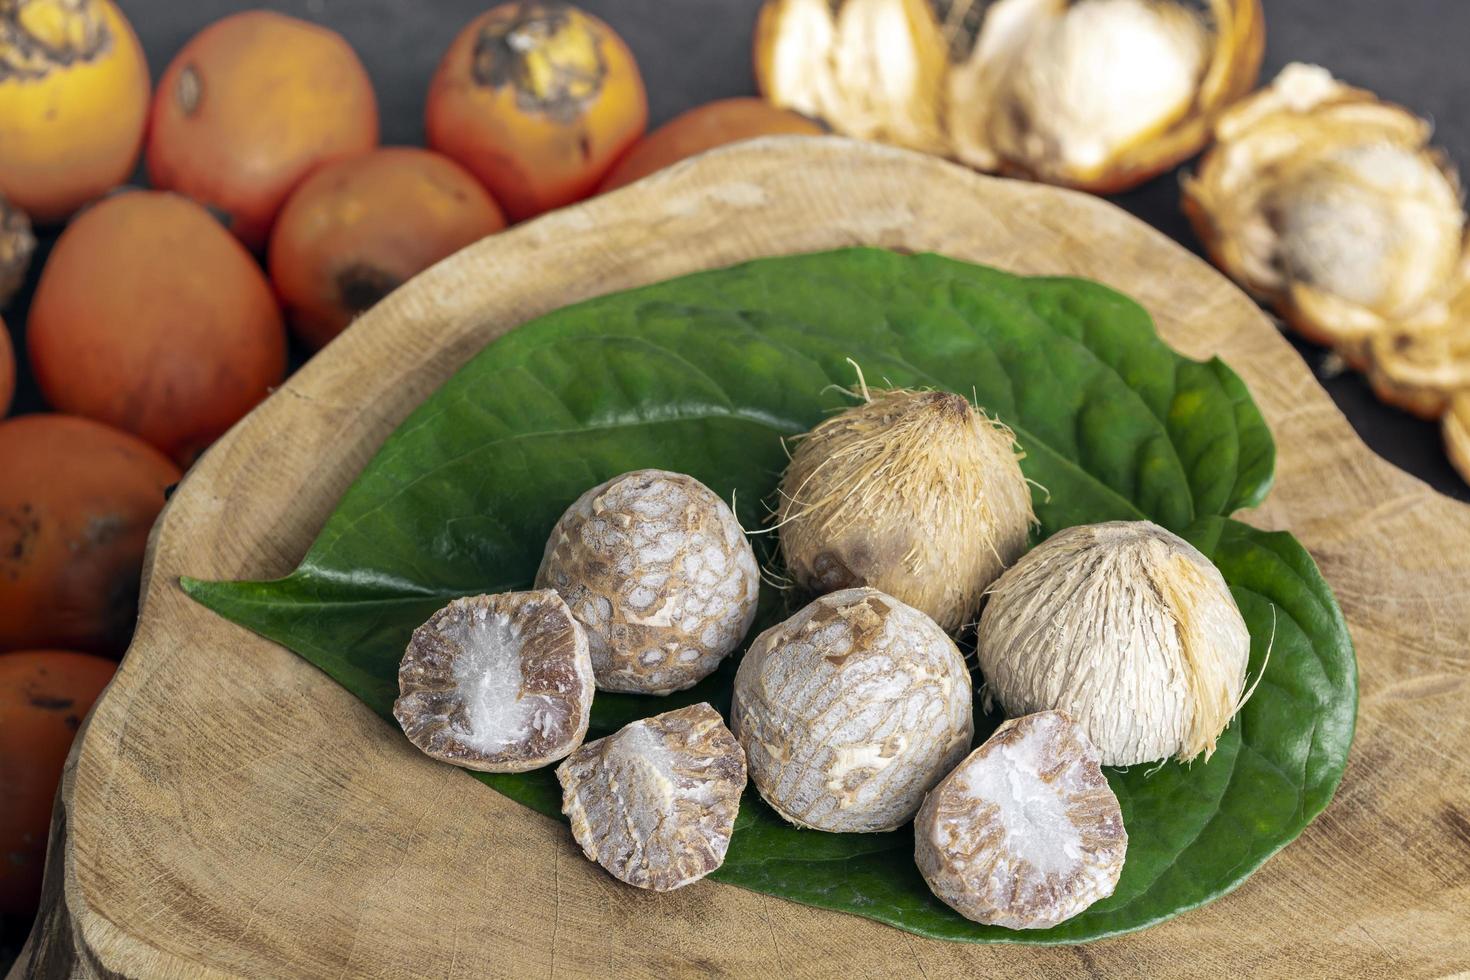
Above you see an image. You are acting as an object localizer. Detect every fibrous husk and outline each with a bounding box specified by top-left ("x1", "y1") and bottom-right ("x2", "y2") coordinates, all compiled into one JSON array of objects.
[
  {"x1": 976, "y1": 520, "x2": 1250, "y2": 767},
  {"x1": 1360, "y1": 267, "x2": 1470, "y2": 420},
  {"x1": 776, "y1": 387, "x2": 1033, "y2": 632},
  {"x1": 1185, "y1": 63, "x2": 1470, "y2": 421},
  {"x1": 754, "y1": 0, "x2": 1262, "y2": 192}
]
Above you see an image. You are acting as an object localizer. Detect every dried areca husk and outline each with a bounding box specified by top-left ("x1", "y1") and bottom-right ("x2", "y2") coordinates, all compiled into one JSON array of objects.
[
  {"x1": 754, "y1": 0, "x2": 1262, "y2": 192},
  {"x1": 1366, "y1": 321, "x2": 1470, "y2": 420},
  {"x1": 976, "y1": 521, "x2": 1250, "y2": 767},
  {"x1": 945, "y1": 0, "x2": 1260, "y2": 190},
  {"x1": 754, "y1": 0, "x2": 949, "y2": 153},
  {"x1": 1185, "y1": 63, "x2": 1468, "y2": 369},
  {"x1": 776, "y1": 387, "x2": 1033, "y2": 633}
]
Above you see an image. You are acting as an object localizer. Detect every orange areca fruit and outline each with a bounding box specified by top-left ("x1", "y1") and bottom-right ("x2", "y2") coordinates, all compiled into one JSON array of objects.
[
  {"x1": 28, "y1": 191, "x2": 286, "y2": 463},
  {"x1": 600, "y1": 98, "x2": 824, "y2": 192},
  {"x1": 427, "y1": 2, "x2": 647, "y2": 221},
  {"x1": 147, "y1": 10, "x2": 379, "y2": 250},
  {"x1": 0, "y1": 0, "x2": 150, "y2": 223},
  {"x1": 269, "y1": 147, "x2": 507, "y2": 349},
  {"x1": 0, "y1": 650, "x2": 117, "y2": 915},
  {"x1": 0, "y1": 415, "x2": 180, "y2": 655}
]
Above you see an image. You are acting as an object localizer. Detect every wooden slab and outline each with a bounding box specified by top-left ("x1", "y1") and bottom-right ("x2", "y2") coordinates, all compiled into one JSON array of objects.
[{"x1": 14, "y1": 137, "x2": 1470, "y2": 978}]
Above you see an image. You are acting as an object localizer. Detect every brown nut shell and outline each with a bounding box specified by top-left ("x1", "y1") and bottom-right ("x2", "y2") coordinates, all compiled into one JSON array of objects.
[
  {"x1": 914, "y1": 710, "x2": 1126, "y2": 929},
  {"x1": 536, "y1": 469, "x2": 760, "y2": 696},
  {"x1": 557, "y1": 702, "x2": 746, "y2": 891},
  {"x1": 732, "y1": 587, "x2": 974, "y2": 833},
  {"x1": 394, "y1": 590, "x2": 594, "y2": 773}
]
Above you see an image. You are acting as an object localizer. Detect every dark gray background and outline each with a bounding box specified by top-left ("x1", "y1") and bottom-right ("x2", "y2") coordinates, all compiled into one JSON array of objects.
[{"x1": 4, "y1": 0, "x2": 1468, "y2": 512}]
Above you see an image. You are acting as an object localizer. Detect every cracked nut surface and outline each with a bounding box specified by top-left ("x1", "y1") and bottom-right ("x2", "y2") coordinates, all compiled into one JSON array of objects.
[
  {"x1": 536, "y1": 469, "x2": 760, "y2": 695},
  {"x1": 394, "y1": 590, "x2": 594, "y2": 773},
  {"x1": 557, "y1": 701, "x2": 747, "y2": 891},
  {"x1": 915, "y1": 710, "x2": 1126, "y2": 929},
  {"x1": 732, "y1": 587, "x2": 973, "y2": 833}
]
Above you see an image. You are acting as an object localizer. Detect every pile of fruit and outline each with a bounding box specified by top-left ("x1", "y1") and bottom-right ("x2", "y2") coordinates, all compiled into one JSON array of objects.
[{"x1": 0, "y1": 0, "x2": 822, "y2": 930}]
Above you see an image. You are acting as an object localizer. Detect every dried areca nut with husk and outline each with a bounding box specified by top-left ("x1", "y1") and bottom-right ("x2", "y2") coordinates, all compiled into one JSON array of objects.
[
  {"x1": 732, "y1": 587, "x2": 974, "y2": 833},
  {"x1": 1367, "y1": 323, "x2": 1470, "y2": 421},
  {"x1": 0, "y1": 192, "x2": 34, "y2": 308},
  {"x1": 944, "y1": 0, "x2": 1263, "y2": 192},
  {"x1": 1362, "y1": 272, "x2": 1470, "y2": 420},
  {"x1": 557, "y1": 702, "x2": 746, "y2": 891},
  {"x1": 1184, "y1": 63, "x2": 1469, "y2": 368},
  {"x1": 777, "y1": 386, "x2": 1032, "y2": 632},
  {"x1": 536, "y1": 469, "x2": 760, "y2": 695},
  {"x1": 977, "y1": 521, "x2": 1251, "y2": 767},
  {"x1": 1444, "y1": 393, "x2": 1470, "y2": 485},
  {"x1": 915, "y1": 710, "x2": 1126, "y2": 929},
  {"x1": 754, "y1": 0, "x2": 950, "y2": 154},
  {"x1": 753, "y1": 0, "x2": 1262, "y2": 193},
  {"x1": 394, "y1": 590, "x2": 595, "y2": 773}
]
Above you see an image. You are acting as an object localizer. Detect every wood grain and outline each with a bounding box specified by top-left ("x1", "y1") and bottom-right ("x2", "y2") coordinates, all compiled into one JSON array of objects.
[{"x1": 12, "y1": 137, "x2": 1470, "y2": 979}]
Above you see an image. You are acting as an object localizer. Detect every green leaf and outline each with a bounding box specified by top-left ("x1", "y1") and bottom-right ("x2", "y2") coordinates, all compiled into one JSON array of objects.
[{"x1": 184, "y1": 248, "x2": 1352, "y2": 944}]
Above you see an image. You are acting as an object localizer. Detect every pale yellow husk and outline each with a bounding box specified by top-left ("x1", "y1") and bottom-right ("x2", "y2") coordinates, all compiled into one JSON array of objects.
[
  {"x1": 754, "y1": 0, "x2": 1263, "y2": 192},
  {"x1": 1184, "y1": 63, "x2": 1470, "y2": 437},
  {"x1": 976, "y1": 521, "x2": 1251, "y2": 766}
]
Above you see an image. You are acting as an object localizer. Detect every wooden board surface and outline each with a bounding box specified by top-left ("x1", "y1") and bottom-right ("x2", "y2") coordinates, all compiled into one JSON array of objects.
[{"x1": 13, "y1": 137, "x2": 1470, "y2": 979}]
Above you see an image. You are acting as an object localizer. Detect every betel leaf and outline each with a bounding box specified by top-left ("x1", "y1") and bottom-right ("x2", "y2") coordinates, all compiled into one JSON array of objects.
[{"x1": 185, "y1": 248, "x2": 1353, "y2": 944}]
